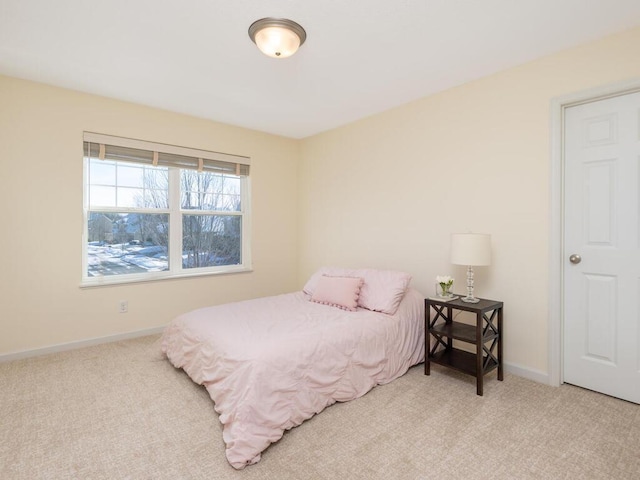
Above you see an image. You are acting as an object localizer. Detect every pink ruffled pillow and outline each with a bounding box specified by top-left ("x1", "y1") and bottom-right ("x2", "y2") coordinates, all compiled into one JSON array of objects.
[{"x1": 310, "y1": 275, "x2": 363, "y2": 311}]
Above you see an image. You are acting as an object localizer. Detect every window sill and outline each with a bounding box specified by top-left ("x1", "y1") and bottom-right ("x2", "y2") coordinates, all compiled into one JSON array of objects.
[{"x1": 79, "y1": 265, "x2": 253, "y2": 288}]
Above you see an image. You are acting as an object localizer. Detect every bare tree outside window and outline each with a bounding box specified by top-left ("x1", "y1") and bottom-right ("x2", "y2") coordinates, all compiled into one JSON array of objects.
[
  {"x1": 86, "y1": 160, "x2": 244, "y2": 278},
  {"x1": 181, "y1": 170, "x2": 241, "y2": 269}
]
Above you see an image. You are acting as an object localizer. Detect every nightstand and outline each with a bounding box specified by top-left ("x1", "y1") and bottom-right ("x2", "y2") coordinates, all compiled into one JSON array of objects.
[{"x1": 425, "y1": 296, "x2": 503, "y2": 396}]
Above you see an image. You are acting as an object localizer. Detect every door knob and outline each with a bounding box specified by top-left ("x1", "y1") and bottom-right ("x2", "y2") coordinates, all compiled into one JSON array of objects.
[{"x1": 569, "y1": 254, "x2": 582, "y2": 264}]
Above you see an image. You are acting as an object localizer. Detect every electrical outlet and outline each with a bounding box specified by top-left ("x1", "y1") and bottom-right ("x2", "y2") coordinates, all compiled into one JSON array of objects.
[{"x1": 119, "y1": 301, "x2": 128, "y2": 313}]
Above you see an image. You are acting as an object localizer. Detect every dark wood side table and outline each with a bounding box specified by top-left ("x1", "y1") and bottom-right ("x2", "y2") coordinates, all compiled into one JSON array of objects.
[{"x1": 425, "y1": 296, "x2": 503, "y2": 396}]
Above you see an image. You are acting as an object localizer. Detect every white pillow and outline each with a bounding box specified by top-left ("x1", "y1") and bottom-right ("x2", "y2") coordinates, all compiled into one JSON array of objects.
[{"x1": 310, "y1": 275, "x2": 363, "y2": 311}]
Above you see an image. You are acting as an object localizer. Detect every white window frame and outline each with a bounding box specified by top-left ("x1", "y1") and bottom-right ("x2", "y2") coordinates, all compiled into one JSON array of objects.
[{"x1": 81, "y1": 133, "x2": 252, "y2": 287}]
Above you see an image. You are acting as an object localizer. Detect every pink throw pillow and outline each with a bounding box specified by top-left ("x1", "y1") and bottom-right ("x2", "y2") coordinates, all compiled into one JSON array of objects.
[
  {"x1": 310, "y1": 275, "x2": 363, "y2": 311},
  {"x1": 357, "y1": 269, "x2": 412, "y2": 315},
  {"x1": 304, "y1": 267, "x2": 412, "y2": 315},
  {"x1": 303, "y1": 267, "x2": 356, "y2": 295}
]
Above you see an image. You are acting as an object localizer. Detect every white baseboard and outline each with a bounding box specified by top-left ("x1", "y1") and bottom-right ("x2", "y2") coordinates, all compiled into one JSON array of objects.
[
  {"x1": 2, "y1": 332, "x2": 558, "y2": 388},
  {"x1": 0, "y1": 326, "x2": 166, "y2": 363},
  {"x1": 504, "y1": 361, "x2": 551, "y2": 385}
]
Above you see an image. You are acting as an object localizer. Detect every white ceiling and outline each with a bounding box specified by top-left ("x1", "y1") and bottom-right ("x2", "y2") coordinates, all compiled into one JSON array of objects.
[{"x1": 2, "y1": 1, "x2": 640, "y2": 139}]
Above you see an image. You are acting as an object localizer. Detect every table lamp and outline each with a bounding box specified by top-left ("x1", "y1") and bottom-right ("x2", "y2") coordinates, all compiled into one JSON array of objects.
[{"x1": 450, "y1": 233, "x2": 491, "y2": 303}]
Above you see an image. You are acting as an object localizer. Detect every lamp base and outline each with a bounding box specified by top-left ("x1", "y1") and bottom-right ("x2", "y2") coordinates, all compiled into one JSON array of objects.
[
  {"x1": 461, "y1": 296, "x2": 480, "y2": 303},
  {"x1": 462, "y1": 265, "x2": 481, "y2": 303}
]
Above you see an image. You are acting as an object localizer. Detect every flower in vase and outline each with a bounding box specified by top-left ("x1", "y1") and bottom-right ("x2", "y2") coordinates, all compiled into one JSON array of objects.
[{"x1": 436, "y1": 275, "x2": 454, "y2": 296}]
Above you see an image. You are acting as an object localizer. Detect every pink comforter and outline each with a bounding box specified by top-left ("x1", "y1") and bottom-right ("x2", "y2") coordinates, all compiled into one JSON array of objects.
[{"x1": 161, "y1": 289, "x2": 425, "y2": 469}]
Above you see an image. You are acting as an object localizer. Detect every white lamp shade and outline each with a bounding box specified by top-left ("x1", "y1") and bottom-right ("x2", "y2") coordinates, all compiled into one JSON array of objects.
[
  {"x1": 450, "y1": 233, "x2": 491, "y2": 266},
  {"x1": 254, "y1": 26, "x2": 301, "y2": 58}
]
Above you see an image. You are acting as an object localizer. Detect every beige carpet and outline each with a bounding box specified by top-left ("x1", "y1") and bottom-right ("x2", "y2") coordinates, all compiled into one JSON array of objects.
[{"x1": 1, "y1": 335, "x2": 638, "y2": 480}]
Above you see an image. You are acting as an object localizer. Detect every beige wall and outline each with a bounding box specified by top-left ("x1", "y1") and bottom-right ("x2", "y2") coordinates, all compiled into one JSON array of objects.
[
  {"x1": 298, "y1": 26, "x2": 640, "y2": 376},
  {"x1": 3, "y1": 26, "x2": 640, "y2": 376},
  {"x1": 0, "y1": 76, "x2": 300, "y2": 355}
]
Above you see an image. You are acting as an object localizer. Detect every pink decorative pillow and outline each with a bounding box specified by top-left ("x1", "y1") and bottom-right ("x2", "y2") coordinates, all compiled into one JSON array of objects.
[
  {"x1": 304, "y1": 267, "x2": 412, "y2": 315},
  {"x1": 303, "y1": 267, "x2": 356, "y2": 295},
  {"x1": 310, "y1": 275, "x2": 363, "y2": 311},
  {"x1": 356, "y1": 269, "x2": 412, "y2": 315}
]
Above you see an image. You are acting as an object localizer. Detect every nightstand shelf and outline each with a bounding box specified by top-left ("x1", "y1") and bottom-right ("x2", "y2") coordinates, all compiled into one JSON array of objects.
[{"x1": 425, "y1": 296, "x2": 503, "y2": 396}]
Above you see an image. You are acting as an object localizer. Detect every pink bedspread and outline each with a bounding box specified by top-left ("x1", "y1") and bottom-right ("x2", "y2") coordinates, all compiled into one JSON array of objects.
[{"x1": 161, "y1": 289, "x2": 425, "y2": 469}]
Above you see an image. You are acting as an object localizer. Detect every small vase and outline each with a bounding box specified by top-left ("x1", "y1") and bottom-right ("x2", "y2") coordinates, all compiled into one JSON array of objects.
[{"x1": 436, "y1": 283, "x2": 453, "y2": 298}]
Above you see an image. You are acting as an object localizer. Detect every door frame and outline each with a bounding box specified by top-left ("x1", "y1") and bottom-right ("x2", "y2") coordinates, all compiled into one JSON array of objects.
[{"x1": 548, "y1": 78, "x2": 640, "y2": 387}]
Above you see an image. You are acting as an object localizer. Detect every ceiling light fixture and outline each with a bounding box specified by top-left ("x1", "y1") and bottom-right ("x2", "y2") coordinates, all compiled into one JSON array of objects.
[{"x1": 248, "y1": 18, "x2": 307, "y2": 58}]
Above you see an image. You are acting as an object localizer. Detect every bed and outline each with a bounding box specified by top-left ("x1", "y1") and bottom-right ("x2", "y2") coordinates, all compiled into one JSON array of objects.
[{"x1": 161, "y1": 267, "x2": 425, "y2": 469}]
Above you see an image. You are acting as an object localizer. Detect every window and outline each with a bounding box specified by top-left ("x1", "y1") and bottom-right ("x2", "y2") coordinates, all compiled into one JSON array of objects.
[{"x1": 82, "y1": 132, "x2": 251, "y2": 286}]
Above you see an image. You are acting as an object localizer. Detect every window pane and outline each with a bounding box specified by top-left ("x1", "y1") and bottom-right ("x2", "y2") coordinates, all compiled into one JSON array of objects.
[
  {"x1": 222, "y1": 176, "x2": 240, "y2": 195},
  {"x1": 144, "y1": 189, "x2": 168, "y2": 209},
  {"x1": 89, "y1": 161, "x2": 168, "y2": 210},
  {"x1": 219, "y1": 175, "x2": 241, "y2": 211},
  {"x1": 87, "y1": 212, "x2": 169, "y2": 277},
  {"x1": 182, "y1": 214, "x2": 241, "y2": 269},
  {"x1": 219, "y1": 193, "x2": 241, "y2": 211},
  {"x1": 117, "y1": 187, "x2": 144, "y2": 208},
  {"x1": 142, "y1": 166, "x2": 169, "y2": 194},
  {"x1": 141, "y1": 167, "x2": 168, "y2": 209},
  {"x1": 181, "y1": 171, "x2": 241, "y2": 212},
  {"x1": 117, "y1": 164, "x2": 144, "y2": 188},
  {"x1": 89, "y1": 185, "x2": 116, "y2": 207},
  {"x1": 89, "y1": 159, "x2": 116, "y2": 185}
]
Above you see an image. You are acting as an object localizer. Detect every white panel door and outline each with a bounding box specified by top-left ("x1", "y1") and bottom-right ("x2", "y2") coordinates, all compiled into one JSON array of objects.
[{"x1": 564, "y1": 91, "x2": 640, "y2": 404}]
